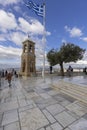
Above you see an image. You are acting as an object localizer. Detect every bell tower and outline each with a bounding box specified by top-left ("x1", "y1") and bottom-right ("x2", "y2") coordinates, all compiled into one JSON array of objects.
[{"x1": 20, "y1": 39, "x2": 36, "y2": 77}]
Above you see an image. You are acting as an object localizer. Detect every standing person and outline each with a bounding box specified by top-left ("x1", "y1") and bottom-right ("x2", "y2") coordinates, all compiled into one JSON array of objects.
[
  {"x1": 1, "y1": 69, "x2": 4, "y2": 77},
  {"x1": 14, "y1": 70, "x2": 18, "y2": 78},
  {"x1": 50, "y1": 66, "x2": 53, "y2": 74},
  {"x1": 67, "y1": 65, "x2": 73, "y2": 77},
  {"x1": 5, "y1": 70, "x2": 8, "y2": 77},
  {"x1": 5, "y1": 72, "x2": 12, "y2": 87}
]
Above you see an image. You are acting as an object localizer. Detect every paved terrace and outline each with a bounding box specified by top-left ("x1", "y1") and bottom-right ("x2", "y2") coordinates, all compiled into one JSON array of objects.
[{"x1": 0, "y1": 75, "x2": 87, "y2": 130}]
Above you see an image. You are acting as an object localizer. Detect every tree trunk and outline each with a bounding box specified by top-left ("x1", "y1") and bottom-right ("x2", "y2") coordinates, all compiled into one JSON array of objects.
[{"x1": 60, "y1": 63, "x2": 64, "y2": 76}]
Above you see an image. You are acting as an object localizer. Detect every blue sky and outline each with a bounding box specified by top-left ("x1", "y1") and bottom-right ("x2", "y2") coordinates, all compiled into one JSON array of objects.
[{"x1": 0, "y1": 0, "x2": 87, "y2": 68}]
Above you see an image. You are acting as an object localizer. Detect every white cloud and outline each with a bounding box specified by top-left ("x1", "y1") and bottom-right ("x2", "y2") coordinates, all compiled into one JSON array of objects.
[
  {"x1": 14, "y1": 5, "x2": 21, "y2": 13},
  {"x1": 61, "y1": 39, "x2": 67, "y2": 43},
  {"x1": 0, "y1": 10, "x2": 17, "y2": 32},
  {"x1": 70, "y1": 51, "x2": 87, "y2": 67},
  {"x1": 80, "y1": 37, "x2": 87, "y2": 42},
  {"x1": 65, "y1": 26, "x2": 83, "y2": 37},
  {"x1": 0, "y1": 45, "x2": 22, "y2": 67},
  {"x1": 9, "y1": 32, "x2": 27, "y2": 45},
  {"x1": 77, "y1": 60, "x2": 87, "y2": 64},
  {"x1": 46, "y1": 31, "x2": 51, "y2": 36},
  {"x1": 18, "y1": 17, "x2": 44, "y2": 35},
  {"x1": 0, "y1": 45, "x2": 21, "y2": 58},
  {"x1": 0, "y1": 0, "x2": 21, "y2": 6},
  {"x1": 83, "y1": 51, "x2": 87, "y2": 61}
]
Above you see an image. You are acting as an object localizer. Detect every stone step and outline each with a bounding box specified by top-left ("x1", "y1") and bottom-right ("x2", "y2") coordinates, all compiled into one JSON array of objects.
[
  {"x1": 53, "y1": 83, "x2": 87, "y2": 99},
  {"x1": 60, "y1": 89, "x2": 87, "y2": 104},
  {"x1": 53, "y1": 81, "x2": 87, "y2": 104},
  {"x1": 55, "y1": 80, "x2": 87, "y2": 95},
  {"x1": 62, "y1": 86, "x2": 87, "y2": 99},
  {"x1": 63, "y1": 81, "x2": 87, "y2": 93},
  {"x1": 61, "y1": 85, "x2": 87, "y2": 97}
]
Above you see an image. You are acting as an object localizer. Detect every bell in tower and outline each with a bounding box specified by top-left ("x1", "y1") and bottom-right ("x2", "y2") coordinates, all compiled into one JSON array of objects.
[{"x1": 20, "y1": 39, "x2": 36, "y2": 77}]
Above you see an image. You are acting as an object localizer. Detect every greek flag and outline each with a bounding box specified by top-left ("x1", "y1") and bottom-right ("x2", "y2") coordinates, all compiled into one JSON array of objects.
[{"x1": 25, "y1": 1, "x2": 44, "y2": 17}]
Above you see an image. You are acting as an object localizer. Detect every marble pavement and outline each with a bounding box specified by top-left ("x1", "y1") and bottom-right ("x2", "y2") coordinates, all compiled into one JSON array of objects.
[{"x1": 0, "y1": 75, "x2": 87, "y2": 130}]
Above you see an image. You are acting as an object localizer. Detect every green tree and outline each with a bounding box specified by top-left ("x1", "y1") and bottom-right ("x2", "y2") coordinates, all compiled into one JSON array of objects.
[
  {"x1": 47, "y1": 43, "x2": 85, "y2": 76},
  {"x1": 47, "y1": 49, "x2": 58, "y2": 66}
]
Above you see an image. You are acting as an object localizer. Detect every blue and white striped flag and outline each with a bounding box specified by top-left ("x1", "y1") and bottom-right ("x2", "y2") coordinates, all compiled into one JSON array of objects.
[{"x1": 25, "y1": 1, "x2": 44, "y2": 17}]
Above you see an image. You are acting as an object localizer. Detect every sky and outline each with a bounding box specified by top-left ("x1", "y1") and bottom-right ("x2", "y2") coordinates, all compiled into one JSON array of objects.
[{"x1": 0, "y1": 0, "x2": 87, "y2": 69}]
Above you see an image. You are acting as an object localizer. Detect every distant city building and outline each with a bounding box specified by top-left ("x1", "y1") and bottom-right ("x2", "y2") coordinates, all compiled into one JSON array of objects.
[{"x1": 20, "y1": 39, "x2": 36, "y2": 77}]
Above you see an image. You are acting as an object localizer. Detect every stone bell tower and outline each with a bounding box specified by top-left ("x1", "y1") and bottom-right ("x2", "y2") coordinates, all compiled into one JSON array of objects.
[{"x1": 20, "y1": 39, "x2": 36, "y2": 77}]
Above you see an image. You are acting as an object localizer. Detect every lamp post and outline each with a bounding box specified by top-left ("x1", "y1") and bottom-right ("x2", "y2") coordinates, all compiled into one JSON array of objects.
[{"x1": 42, "y1": 3, "x2": 46, "y2": 82}]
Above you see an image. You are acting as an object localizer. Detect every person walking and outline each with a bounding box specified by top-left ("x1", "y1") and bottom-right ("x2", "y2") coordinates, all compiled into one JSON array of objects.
[{"x1": 5, "y1": 72, "x2": 12, "y2": 87}]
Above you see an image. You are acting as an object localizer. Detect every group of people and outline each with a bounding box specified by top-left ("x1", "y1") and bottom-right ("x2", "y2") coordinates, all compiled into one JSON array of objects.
[{"x1": 0, "y1": 69, "x2": 18, "y2": 88}]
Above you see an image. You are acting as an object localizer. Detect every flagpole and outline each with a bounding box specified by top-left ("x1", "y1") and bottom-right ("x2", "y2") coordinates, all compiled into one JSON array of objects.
[
  {"x1": 42, "y1": 3, "x2": 46, "y2": 81},
  {"x1": 25, "y1": 0, "x2": 46, "y2": 81}
]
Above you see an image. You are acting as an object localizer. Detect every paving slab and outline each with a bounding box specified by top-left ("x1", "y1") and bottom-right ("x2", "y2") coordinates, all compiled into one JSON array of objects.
[
  {"x1": 59, "y1": 100, "x2": 71, "y2": 107},
  {"x1": 1, "y1": 109, "x2": 18, "y2": 126},
  {"x1": 66, "y1": 110, "x2": 80, "y2": 120},
  {"x1": 4, "y1": 122, "x2": 20, "y2": 130},
  {"x1": 19, "y1": 107, "x2": 49, "y2": 130},
  {"x1": 66, "y1": 102, "x2": 87, "y2": 117},
  {"x1": 69, "y1": 118, "x2": 87, "y2": 130},
  {"x1": 25, "y1": 92, "x2": 39, "y2": 99},
  {"x1": 46, "y1": 103, "x2": 65, "y2": 116},
  {"x1": 64, "y1": 128, "x2": 71, "y2": 130},
  {"x1": 0, "y1": 101, "x2": 18, "y2": 113},
  {"x1": 18, "y1": 98, "x2": 27, "y2": 107},
  {"x1": 46, "y1": 126, "x2": 52, "y2": 130},
  {"x1": 34, "y1": 87, "x2": 46, "y2": 93},
  {"x1": 53, "y1": 94, "x2": 65, "y2": 102},
  {"x1": 50, "y1": 122, "x2": 63, "y2": 130},
  {"x1": 0, "y1": 127, "x2": 3, "y2": 130},
  {"x1": 39, "y1": 93, "x2": 52, "y2": 99},
  {"x1": 42, "y1": 109, "x2": 56, "y2": 123},
  {"x1": 46, "y1": 122, "x2": 63, "y2": 130},
  {"x1": 34, "y1": 98, "x2": 58, "y2": 110},
  {"x1": 39, "y1": 128, "x2": 45, "y2": 130},
  {"x1": 55, "y1": 111, "x2": 76, "y2": 128},
  {"x1": 47, "y1": 90, "x2": 59, "y2": 96},
  {"x1": 18, "y1": 104, "x2": 35, "y2": 113}
]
